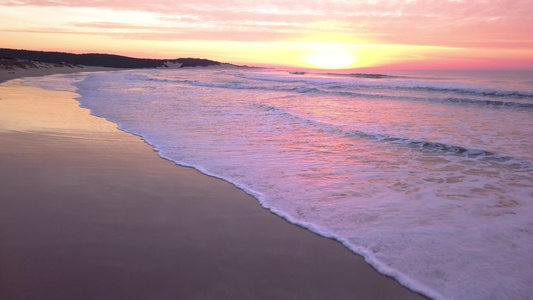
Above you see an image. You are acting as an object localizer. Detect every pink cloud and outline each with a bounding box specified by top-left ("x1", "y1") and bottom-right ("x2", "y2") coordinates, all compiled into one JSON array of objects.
[
  {"x1": 2, "y1": 0, "x2": 532, "y2": 68},
  {"x1": 4, "y1": 0, "x2": 526, "y2": 49}
]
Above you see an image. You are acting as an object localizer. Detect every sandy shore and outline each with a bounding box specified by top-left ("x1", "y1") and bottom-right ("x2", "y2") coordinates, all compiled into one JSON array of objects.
[
  {"x1": 0, "y1": 64, "x2": 117, "y2": 83},
  {"x1": 0, "y1": 73, "x2": 428, "y2": 299}
]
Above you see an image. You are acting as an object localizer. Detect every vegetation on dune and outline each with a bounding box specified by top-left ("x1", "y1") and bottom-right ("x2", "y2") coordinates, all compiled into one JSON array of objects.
[
  {"x1": 0, "y1": 48, "x2": 223, "y2": 69},
  {"x1": 0, "y1": 58, "x2": 38, "y2": 70}
]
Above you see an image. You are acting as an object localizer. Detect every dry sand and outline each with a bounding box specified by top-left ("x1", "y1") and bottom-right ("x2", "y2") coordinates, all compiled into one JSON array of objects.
[{"x1": 0, "y1": 72, "x2": 428, "y2": 299}]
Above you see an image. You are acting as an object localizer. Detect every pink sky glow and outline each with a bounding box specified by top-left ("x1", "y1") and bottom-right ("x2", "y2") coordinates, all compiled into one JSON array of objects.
[{"x1": 1, "y1": 0, "x2": 532, "y2": 69}]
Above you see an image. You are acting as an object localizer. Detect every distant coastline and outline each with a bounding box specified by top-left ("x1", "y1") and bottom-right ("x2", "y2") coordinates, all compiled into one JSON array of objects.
[
  {"x1": 0, "y1": 48, "x2": 244, "y2": 83},
  {"x1": 0, "y1": 48, "x2": 228, "y2": 69}
]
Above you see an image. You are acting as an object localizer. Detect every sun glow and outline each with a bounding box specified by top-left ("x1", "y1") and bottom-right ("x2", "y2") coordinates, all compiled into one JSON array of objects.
[
  {"x1": 304, "y1": 53, "x2": 357, "y2": 69},
  {"x1": 302, "y1": 43, "x2": 357, "y2": 69}
]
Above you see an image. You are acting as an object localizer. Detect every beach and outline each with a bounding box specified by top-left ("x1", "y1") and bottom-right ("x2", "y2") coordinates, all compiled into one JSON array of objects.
[
  {"x1": 0, "y1": 64, "x2": 116, "y2": 84},
  {"x1": 0, "y1": 70, "x2": 428, "y2": 299}
]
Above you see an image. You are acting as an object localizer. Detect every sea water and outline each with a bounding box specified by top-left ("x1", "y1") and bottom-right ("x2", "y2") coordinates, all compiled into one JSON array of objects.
[{"x1": 23, "y1": 68, "x2": 533, "y2": 299}]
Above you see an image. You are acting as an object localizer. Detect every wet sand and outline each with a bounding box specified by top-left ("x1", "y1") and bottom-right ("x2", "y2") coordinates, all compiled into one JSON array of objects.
[
  {"x1": 0, "y1": 65, "x2": 116, "y2": 83},
  {"x1": 0, "y1": 75, "x2": 428, "y2": 299}
]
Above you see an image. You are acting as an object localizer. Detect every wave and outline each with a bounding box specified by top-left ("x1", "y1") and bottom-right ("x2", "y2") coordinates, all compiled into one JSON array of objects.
[
  {"x1": 291, "y1": 71, "x2": 400, "y2": 79},
  {"x1": 344, "y1": 129, "x2": 521, "y2": 162},
  {"x1": 124, "y1": 74, "x2": 191, "y2": 85},
  {"x1": 239, "y1": 73, "x2": 533, "y2": 99},
  {"x1": 127, "y1": 71, "x2": 533, "y2": 101},
  {"x1": 289, "y1": 85, "x2": 533, "y2": 109},
  {"x1": 409, "y1": 86, "x2": 533, "y2": 99},
  {"x1": 125, "y1": 74, "x2": 265, "y2": 91},
  {"x1": 254, "y1": 103, "x2": 529, "y2": 165},
  {"x1": 294, "y1": 87, "x2": 322, "y2": 94},
  {"x1": 190, "y1": 81, "x2": 259, "y2": 90},
  {"x1": 443, "y1": 98, "x2": 533, "y2": 109},
  {"x1": 127, "y1": 72, "x2": 533, "y2": 110},
  {"x1": 324, "y1": 72, "x2": 400, "y2": 79},
  {"x1": 343, "y1": 129, "x2": 509, "y2": 160}
]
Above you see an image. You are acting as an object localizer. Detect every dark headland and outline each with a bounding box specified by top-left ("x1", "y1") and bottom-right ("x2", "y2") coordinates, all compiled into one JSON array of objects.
[{"x1": 0, "y1": 48, "x2": 225, "y2": 69}]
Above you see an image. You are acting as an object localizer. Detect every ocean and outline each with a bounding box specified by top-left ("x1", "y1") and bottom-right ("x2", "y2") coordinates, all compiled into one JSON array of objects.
[{"x1": 24, "y1": 68, "x2": 533, "y2": 299}]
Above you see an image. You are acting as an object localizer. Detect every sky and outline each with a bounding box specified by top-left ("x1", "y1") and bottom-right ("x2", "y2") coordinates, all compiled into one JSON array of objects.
[{"x1": 1, "y1": 0, "x2": 532, "y2": 70}]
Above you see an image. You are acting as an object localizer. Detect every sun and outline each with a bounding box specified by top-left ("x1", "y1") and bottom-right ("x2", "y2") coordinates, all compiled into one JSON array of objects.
[
  {"x1": 302, "y1": 43, "x2": 357, "y2": 69},
  {"x1": 303, "y1": 53, "x2": 356, "y2": 69}
]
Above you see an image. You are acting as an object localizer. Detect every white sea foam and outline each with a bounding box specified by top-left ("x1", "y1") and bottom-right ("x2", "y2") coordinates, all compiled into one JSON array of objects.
[{"x1": 27, "y1": 69, "x2": 533, "y2": 300}]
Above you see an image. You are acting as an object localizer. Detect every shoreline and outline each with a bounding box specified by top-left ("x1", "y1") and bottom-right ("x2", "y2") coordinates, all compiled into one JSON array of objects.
[
  {"x1": 0, "y1": 64, "x2": 119, "y2": 84},
  {"x1": 0, "y1": 62, "x2": 245, "y2": 84},
  {"x1": 0, "y1": 70, "x2": 429, "y2": 299}
]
